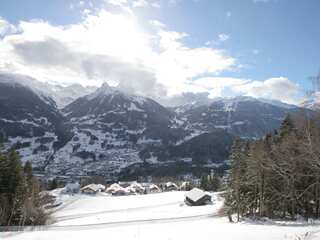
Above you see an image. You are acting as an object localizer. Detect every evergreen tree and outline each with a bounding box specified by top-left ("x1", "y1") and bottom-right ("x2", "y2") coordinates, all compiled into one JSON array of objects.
[
  {"x1": 226, "y1": 113, "x2": 320, "y2": 220},
  {"x1": 0, "y1": 149, "x2": 47, "y2": 226}
]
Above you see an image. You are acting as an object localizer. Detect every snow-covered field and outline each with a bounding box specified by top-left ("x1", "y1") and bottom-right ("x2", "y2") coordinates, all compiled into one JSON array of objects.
[{"x1": 2, "y1": 191, "x2": 320, "y2": 240}]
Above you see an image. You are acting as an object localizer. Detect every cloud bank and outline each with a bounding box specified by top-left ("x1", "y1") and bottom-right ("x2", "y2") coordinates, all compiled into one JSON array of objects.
[{"x1": 0, "y1": 1, "x2": 300, "y2": 104}]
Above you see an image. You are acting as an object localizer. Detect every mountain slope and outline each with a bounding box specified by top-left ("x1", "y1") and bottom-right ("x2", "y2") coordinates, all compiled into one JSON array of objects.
[
  {"x1": 0, "y1": 74, "x2": 304, "y2": 179},
  {"x1": 176, "y1": 96, "x2": 298, "y2": 138},
  {"x1": 47, "y1": 84, "x2": 188, "y2": 178},
  {"x1": 0, "y1": 76, "x2": 72, "y2": 170},
  {"x1": 0, "y1": 72, "x2": 97, "y2": 108}
]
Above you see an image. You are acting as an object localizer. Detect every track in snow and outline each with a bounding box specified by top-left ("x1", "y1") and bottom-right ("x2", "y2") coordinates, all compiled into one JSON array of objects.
[
  {"x1": 9, "y1": 212, "x2": 220, "y2": 232},
  {"x1": 55, "y1": 201, "x2": 182, "y2": 222}
]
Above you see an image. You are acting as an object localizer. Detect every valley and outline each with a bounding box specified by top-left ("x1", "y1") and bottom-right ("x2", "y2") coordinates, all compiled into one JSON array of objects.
[{"x1": 0, "y1": 73, "x2": 307, "y2": 181}]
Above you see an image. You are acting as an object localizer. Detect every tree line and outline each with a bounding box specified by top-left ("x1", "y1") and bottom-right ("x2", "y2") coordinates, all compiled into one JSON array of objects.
[
  {"x1": 0, "y1": 149, "x2": 47, "y2": 227},
  {"x1": 225, "y1": 112, "x2": 320, "y2": 221}
]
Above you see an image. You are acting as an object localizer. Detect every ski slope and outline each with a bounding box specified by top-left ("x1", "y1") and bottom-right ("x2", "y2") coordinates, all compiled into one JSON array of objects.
[{"x1": 2, "y1": 191, "x2": 320, "y2": 240}]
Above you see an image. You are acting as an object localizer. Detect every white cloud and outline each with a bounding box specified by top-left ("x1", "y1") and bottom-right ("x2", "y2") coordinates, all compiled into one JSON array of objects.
[
  {"x1": 237, "y1": 77, "x2": 299, "y2": 104},
  {"x1": 0, "y1": 17, "x2": 17, "y2": 37},
  {"x1": 218, "y1": 33, "x2": 230, "y2": 42},
  {"x1": 0, "y1": 10, "x2": 235, "y2": 99},
  {"x1": 133, "y1": 0, "x2": 148, "y2": 7},
  {"x1": 205, "y1": 33, "x2": 230, "y2": 47},
  {"x1": 105, "y1": 0, "x2": 161, "y2": 9},
  {"x1": 149, "y1": 20, "x2": 166, "y2": 28},
  {"x1": 0, "y1": 9, "x2": 298, "y2": 104},
  {"x1": 105, "y1": 0, "x2": 128, "y2": 7},
  {"x1": 189, "y1": 76, "x2": 300, "y2": 104}
]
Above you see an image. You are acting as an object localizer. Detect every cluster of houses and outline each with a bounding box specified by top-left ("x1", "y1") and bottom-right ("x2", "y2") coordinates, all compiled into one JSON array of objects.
[
  {"x1": 63, "y1": 181, "x2": 212, "y2": 206},
  {"x1": 64, "y1": 181, "x2": 191, "y2": 196}
]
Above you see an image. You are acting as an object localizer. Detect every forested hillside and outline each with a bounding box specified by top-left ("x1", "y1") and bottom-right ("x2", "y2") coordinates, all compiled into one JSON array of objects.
[
  {"x1": 0, "y1": 149, "x2": 46, "y2": 226},
  {"x1": 225, "y1": 111, "x2": 320, "y2": 221}
]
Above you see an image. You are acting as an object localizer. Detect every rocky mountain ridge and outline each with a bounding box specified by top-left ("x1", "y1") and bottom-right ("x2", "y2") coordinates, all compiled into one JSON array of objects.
[{"x1": 0, "y1": 74, "x2": 305, "y2": 179}]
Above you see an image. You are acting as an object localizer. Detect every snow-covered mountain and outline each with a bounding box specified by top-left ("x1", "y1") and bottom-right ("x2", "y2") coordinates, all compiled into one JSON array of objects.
[
  {"x1": 300, "y1": 93, "x2": 320, "y2": 110},
  {"x1": 0, "y1": 76, "x2": 72, "y2": 170},
  {"x1": 175, "y1": 96, "x2": 299, "y2": 138},
  {"x1": 47, "y1": 83, "x2": 189, "y2": 178},
  {"x1": 0, "y1": 72, "x2": 97, "y2": 108},
  {"x1": 158, "y1": 92, "x2": 213, "y2": 108},
  {"x1": 0, "y1": 74, "x2": 305, "y2": 179}
]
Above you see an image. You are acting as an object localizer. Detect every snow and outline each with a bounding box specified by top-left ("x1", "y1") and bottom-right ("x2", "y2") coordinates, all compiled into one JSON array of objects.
[
  {"x1": 145, "y1": 155, "x2": 158, "y2": 164},
  {"x1": 175, "y1": 130, "x2": 206, "y2": 145},
  {"x1": 5, "y1": 132, "x2": 57, "y2": 167},
  {"x1": 2, "y1": 191, "x2": 320, "y2": 240},
  {"x1": 185, "y1": 188, "x2": 210, "y2": 203},
  {"x1": 232, "y1": 121, "x2": 245, "y2": 125},
  {"x1": 128, "y1": 103, "x2": 145, "y2": 112},
  {"x1": 137, "y1": 137, "x2": 162, "y2": 145}
]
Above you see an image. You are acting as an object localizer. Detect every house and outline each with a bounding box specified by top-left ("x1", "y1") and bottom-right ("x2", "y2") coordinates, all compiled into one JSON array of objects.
[
  {"x1": 65, "y1": 182, "x2": 80, "y2": 194},
  {"x1": 180, "y1": 181, "x2": 191, "y2": 191},
  {"x1": 184, "y1": 188, "x2": 212, "y2": 206},
  {"x1": 148, "y1": 184, "x2": 161, "y2": 193},
  {"x1": 165, "y1": 182, "x2": 179, "y2": 191},
  {"x1": 81, "y1": 184, "x2": 105, "y2": 194},
  {"x1": 129, "y1": 182, "x2": 145, "y2": 194},
  {"x1": 106, "y1": 183, "x2": 131, "y2": 196},
  {"x1": 125, "y1": 186, "x2": 137, "y2": 195},
  {"x1": 105, "y1": 183, "x2": 122, "y2": 194},
  {"x1": 118, "y1": 181, "x2": 137, "y2": 188}
]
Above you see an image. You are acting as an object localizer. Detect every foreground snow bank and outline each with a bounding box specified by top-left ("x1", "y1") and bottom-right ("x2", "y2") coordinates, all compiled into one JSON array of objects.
[{"x1": 1, "y1": 191, "x2": 320, "y2": 240}]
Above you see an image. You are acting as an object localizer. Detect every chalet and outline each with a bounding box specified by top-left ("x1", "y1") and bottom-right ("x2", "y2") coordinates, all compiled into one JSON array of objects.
[
  {"x1": 105, "y1": 183, "x2": 122, "y2": 194},
  {"x1": 129, "y1": 182, "x2": 145, "y2": 194},
  {"x1": 184, "y1": 188, "x2": 212, "y2": 206},
  {"x1": 81, "y1": 184, "x2": 105, "y2": 194},
  {"x1": 118, "y1": 181, "x2": 137, "y2": 188},
  {"x1": 165, "y1": 182, "x2": 179, "y2": 191},
  {"x1": 180, "y1": 181, "x2": 191, "y2": 191},
  {"x1": 106, "y1": 183, "x2": 131, "y2": 196},
  {"x1": 148, "y1": 184, "x2": 161, "y2": 193}
]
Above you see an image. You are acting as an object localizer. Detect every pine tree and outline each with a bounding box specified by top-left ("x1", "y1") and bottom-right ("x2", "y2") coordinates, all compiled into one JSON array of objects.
[
  {"x1": 226, "y1": 113, "x2": 320, "y2": 220},
  {"x1": 7, "y1": 150, "x2": 27, "y2": 225}
]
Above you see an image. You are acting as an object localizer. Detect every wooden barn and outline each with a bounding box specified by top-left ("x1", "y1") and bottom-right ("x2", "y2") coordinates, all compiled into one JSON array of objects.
[{"x1": 184, "y1": 188, "x2": 211, "y2": 206}]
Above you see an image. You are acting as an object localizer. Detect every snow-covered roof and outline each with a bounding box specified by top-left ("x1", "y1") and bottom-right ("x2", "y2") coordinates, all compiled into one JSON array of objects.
[
  {"x1": 149, "y1": 184, "x2": 160, "y2": 190},
  {"x1": 106, "y1": 183, "x2": 126, "y2": 193},
  {"x1": 166, "y1": 182, "x2": 178, "y2": 188},
  {"x1": 130, "y1": 182, "x2": 144, "y2": 191},
  {"x1": 180, "y1": 182, "x2": 188, "y2": 187},
  {"x1": 81, "y1": 184, "x2": 105, "y2": 192},
  {"x1": 185, "y1": 188, "x2": 210, "y2": 203}
]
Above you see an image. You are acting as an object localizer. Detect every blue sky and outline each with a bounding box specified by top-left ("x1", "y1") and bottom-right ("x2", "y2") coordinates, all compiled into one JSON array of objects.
[{"x1": 0, "y1": 0, "x2": 318, "y2": 103}]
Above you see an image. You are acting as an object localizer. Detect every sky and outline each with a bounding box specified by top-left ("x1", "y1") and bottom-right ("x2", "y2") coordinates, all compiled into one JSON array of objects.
[{"x1": 0, "y1": 0, "x2": 319, "y2": 104}]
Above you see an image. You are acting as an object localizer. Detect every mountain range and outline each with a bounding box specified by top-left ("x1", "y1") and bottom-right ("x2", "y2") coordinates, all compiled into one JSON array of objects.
[{"x1": 0, "y1": 73, "x2": 315, "y2": 180}]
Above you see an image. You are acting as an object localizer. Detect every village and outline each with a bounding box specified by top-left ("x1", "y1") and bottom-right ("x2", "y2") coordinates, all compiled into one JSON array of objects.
[
  {"x1": 3, "y1": 180, "x2": 318, "y2": 240},
  {"x1": 51, "y1": 180, "x2": 212, "y2": 207}
]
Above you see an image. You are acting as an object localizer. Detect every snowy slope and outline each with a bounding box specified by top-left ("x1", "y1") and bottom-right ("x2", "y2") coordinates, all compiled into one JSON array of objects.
[
  {"x1": 2, "y1": 191, "x2": 320, "y2": 240},
  {"x1": 0, "y1": 76, "x2": 72, "y2": 169},
  {"x1": 176, "y1": 96, "x2": 298, "y2": 138},
  {"x1": 0, "y1": 72, "x2": 97, "y2": 108},
  {"x1": 51, "y1": 84, "x2": 188, "y2": 177}
]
